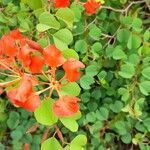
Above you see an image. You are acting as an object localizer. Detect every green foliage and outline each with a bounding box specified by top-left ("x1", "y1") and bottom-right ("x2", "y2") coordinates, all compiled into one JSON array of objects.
[
  {"x1": 34, "y1": 98, "x2": 58, "y2": 126},
  {"x1": 0, "y1": 0, "x2": 150, "y2": 149},
  {"x1": 41, "y1": 137, "x2": 61, "y2": 150}
]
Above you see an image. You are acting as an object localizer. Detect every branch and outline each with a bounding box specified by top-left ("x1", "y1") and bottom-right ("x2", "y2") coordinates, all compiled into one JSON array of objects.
[{"x1": 101, "y1": 0, "x2": 146, "y2": 14}]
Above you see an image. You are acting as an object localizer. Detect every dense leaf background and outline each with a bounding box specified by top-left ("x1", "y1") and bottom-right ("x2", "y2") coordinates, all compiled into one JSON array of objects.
[{"x1": 0, "y1": 0, "x2": 150, "y2": 149}]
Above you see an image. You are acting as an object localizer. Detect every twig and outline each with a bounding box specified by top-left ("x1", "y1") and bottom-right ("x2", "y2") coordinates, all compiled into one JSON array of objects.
[
  {"x1": 101, "y1": 0, "x2": 146, "y2": 15},
  {"x1": 0, "y1": 72, "x2": 19, "y2": 78},
  {"x1": 103, "y1": 26, "x2": 121, "y2": 48},
  {"x1": 101, "y1": 33, "x2": 114, "y2": 40},
  {"x1": 84, "y1": 17, "x2": 97, "y2": 31}
]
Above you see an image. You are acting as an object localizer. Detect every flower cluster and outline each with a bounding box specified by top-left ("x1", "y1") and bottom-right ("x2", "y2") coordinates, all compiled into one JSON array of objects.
[
  {"x1": 51, "y1": 0, "x2": 101, "y2": 15},
  {"x1": 0, "y1": 29, "x2": 85, "y2": 117}
]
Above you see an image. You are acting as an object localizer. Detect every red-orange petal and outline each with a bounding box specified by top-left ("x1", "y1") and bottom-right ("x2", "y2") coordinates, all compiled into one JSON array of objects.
[
  {"x1": 53, "y1": 96, "x2": 80, "y2": 117},
  {"x1": 63, "y1": 58, "x2": 85, "y2": 82},
  {"x1": 22, "y1": 93, "x2": 41, "y2": 112},
  {"x1": 29, "y1": 56, "x2": 44, "y2": 74},
  {"x1": 84, "y1": 0, "x2": 101, "y2": 15},
  {"x1": 43, "y1": 45, "x2": 64, "y2": 68},
  {"x1": 1, "y1": 35, "x2": 18, "y2": 57},
  {"x1": 54, "y1": 0, "x2": 70, "y2": 8},
  {"x1": 25, "y1": 38, "x2": 43, "y2": 52}
]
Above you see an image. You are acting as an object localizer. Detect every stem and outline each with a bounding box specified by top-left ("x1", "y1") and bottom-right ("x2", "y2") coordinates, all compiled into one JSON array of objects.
[
  {"x1": 51, "y1": 67, "x2": 56, "y2": 79},
  {"x1": 42, "y1": 71, "x2": 50, "y2": 81},
  {"x1": 49, "y1": 87, "x2": 54, "y2": 98},
  {"x1": 0, "y1": 72, "x2": 19, "y2": 77},
  {"x1": 0, "y1": 61, "x2": 19, "y2": 75},
  {"x1": 36, "y1": 86, "x2": 51, "y2": 95},
  {"x1": 55, "y1": 87, "x2": 62, "y2": 98},
  {"x1": 101, "y1": 0, "x2": 146, "y2": 15},
  {"x1": 54, "y1": 125, "x2": 64, "y2": 146},
  {"x1": 0, "y1": 77, "x2": 21, "y2": 87}
]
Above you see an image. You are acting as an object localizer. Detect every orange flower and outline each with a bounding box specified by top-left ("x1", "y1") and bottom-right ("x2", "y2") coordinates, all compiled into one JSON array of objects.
[
  {"x1": 9, "y1": 29, "x2": 23, "y2": 40},
  {"x1": 43, "y1": 45, "x2": 64, "y2": 68},
  {"x1": 84, "y1": 0, "x2": 101, "y2": 15},
  {"x1": 24, "y1": 144, "x2": 29, "y2": 150},
  {"x1": 63, "y1": 58, "x2": 85, "y2": 82},
  {"x1": 53, "y1": 96, "x2": 80, "y2": 117},
  {"x1": 29, "y1": 56, "x2": 44, "y2": 74},
  {"x1": 7, "y1": 75, "x2": 41, "y2": 112},
  {"x1": 0, "y1": 29, "x2": 23, "y2": 57},
  {"x1": 0, "y1": 34, "x2": 18, "y2": 57},
  {"x1": 18, "y1": 46, "x2": 44, "y2": 73},
  {"x1": 22, "y1": 38, "x2": 43, "y2": 52},
  {"x1": 54, "y1": 0, "x2": 70, "y2": 8}
]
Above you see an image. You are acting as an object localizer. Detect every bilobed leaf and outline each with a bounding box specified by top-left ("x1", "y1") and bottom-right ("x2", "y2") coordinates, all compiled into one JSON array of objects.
[
  {"x1": 53, "y1": 29, "x2": 73, "y2": 50},
  {"x1": 60, "y1": 82, "x2": 81, "y2": 96},
  {"x1": 37, "y1": 12, "x2": 60, "y2": 31},
  {"x1": 36, "y1": 24, "x2": 51, "y2": 32},
  {"x1": 117, "y1": 28, "x2": 130, "y2": 43},
  {"x1": 89, "y1": 25, "x2": 101, "y2": 40},
  {"x1": 96, "y1": 107, "x2": 109, "y2": 121},
  {"x1": 85, "y1": 65, "x2": 99, "y2": 77},
  {"x1": 55, "y1": 8, "x2": 74, "y2": 28},
  {"x1": 139, "y1": 81, "x2": 150, "y2": 96},
  {"x1": 34, "y1": 98, "x2": 58, "y2": 125},
  {"x1": 112, "y1": 46, "x2": 126, "y2": 60},
  {"x1": 41, "y1": 137, "x2": 62, "y2": 150},
  {"x1": 121, "y1": 133, "x2": 132, "y2": 144},
  {"x1": 21, "y1": 0, "x2": 42, "y2": 10},
  {"x1": 80, "y1": 75, "x2": 95, "y2": 90},
  {"x1": 71, "y1": 134, "x2": 87, "y2": 146},
  {"x1": 60, "y1": 117, "x2": 78, "y2": 132},
  {"x1": 127, "y1": 33, "x2": 142, "y2": 49},
  {"x1": 62, "y1": 49, "x2": 79, "y2": 60},
  {"x1": 142, "y1": 67, "x2": 150, "y2": 80},
  {"x1": 75, "y1": 40, "x2": 88, "y2": 54},
  {"x1": 119, "y1": 63, "x2": 135, "y2": 79}
]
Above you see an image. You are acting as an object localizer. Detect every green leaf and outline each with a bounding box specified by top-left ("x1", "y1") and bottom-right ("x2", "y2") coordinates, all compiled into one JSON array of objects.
[
  {"x1": 91, "y1": 42, "x2": 102, "y2": 53},
  {"x1": 132, "y1": 18, "x2": 142, "y2": 32},
  {"x1": 85, "y1": 65, "x2": 99, "y2": 77},
  {"x1": 115, "y1": 121, "x2": 127, "y2": 135},
  {"x1": 62, "y1": 49, "x2": 79, "y2": 60},
  {"x1": 70, "y1": 145, "x2": 84, "y2": 150},
  {"x1": 80, "y1": 75, "x2": 95, "y2": 90},
  {"x1": 96, "y1": 107, "x2": 109, "y2": 121},
  {"x1": 36, "y1": 24, "x2": 51, "y2": 32},
  {"x1": 142, "y1": 67, "x2": 150, "y2": 80},
  {"x1": 34, "y1": 98, "x2": 58, "y2": 125},
  {"x1": 11, "y1": 130, "x2": 23, "y2": 141},
  {"x1": 71, "y1": 134, "x2": 87, "y2": 146},
  {"x1": 75, "y1": 40, "x2": 88, "y2": 54},
  {"x1": 139, "y1": 81, "x2": 150, "y2": 96},
  {"x1": 127, "y1": 33, "x2": 142, "y2": 49},
  {"x1": 60, "y1": 117, "x2": 78, "y2": 132},
  {"x1": 41, "y1": 137, "x2": 62, "y2": 150},
  {"x1": 117, "y1": 28, "x2": 130, "y2": 43},
  {"x1": 55, "y1": 8, "x2": 74, "y2": 28},
  {"x1": 89, "y1": 25, "x2": 101, "y2": 40},
  {"x1": 70, "y1": 3, "x2": 83, "y2": 22},
  {"x1": 119, "y1": 63, "x2": 135, "y2": 79},
  {"x1": 143, "y1": 118, "x2": 150, "y2": 132},
  {"x1": 7, "y1": 111, "x2": 20, "y2": 129},
  {"x1": 112, "y1": 46, "x2": 126, "y2": 60},
  {"x1": 53, "y1": 29, "x2": 73, "y2": 50},
  {"x1": 21, "y1": 0, "x2": 42, "y2": 10},
  {"x1": 60, "y1": 82, "x2": 81, "y2": 96},
  {"x1": 37, "y1": 12, "x2": 60, "y2": 31},
  {"x1": 110, "y1": 101, "x2": 124, "y2": 113},
  {"x1": 86, "y1": 112, "x2": 96, "y2": 122},
  {"x1": 121, "y1": 133, "x2": 132, "y2": 144}
]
